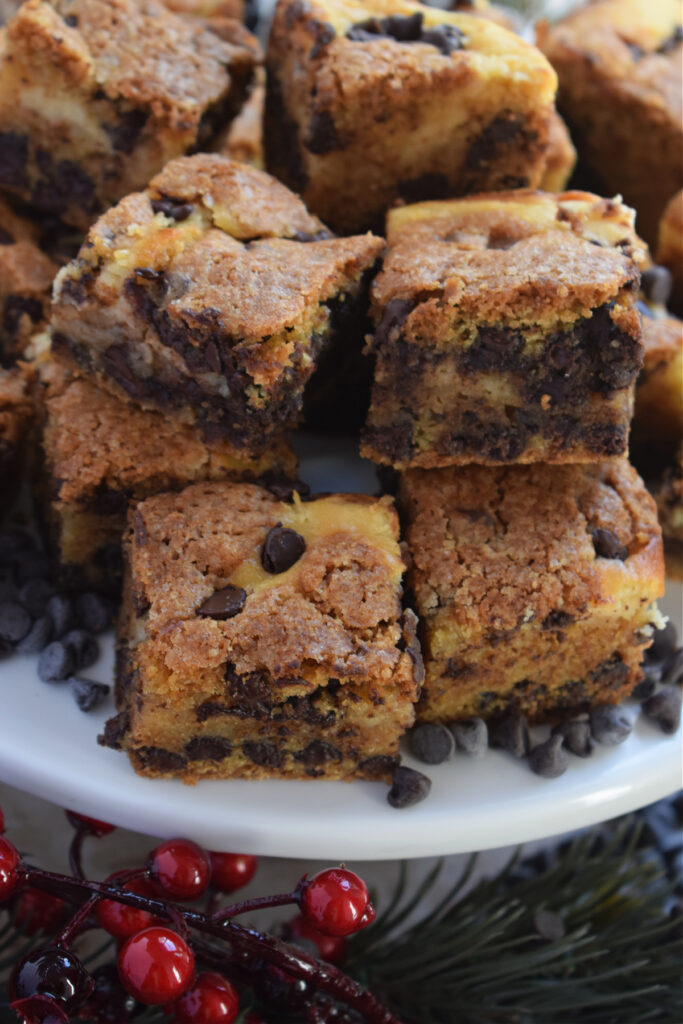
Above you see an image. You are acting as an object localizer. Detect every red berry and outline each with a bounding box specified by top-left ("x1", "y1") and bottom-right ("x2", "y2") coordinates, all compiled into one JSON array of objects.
[
  {"x1": 149, "y1": 840, "x2": 211, "y2": 900},
  {"x1": 284, "y1": 914, "x2": 347, "y2": 964},
  {"x1": 118, "y1": 927, "x2": 195, "y2": 1005},
  {"x1": 65, "y1": 811, "x2": 115, "y2": 836},
  {"x1": 11, "y1": 947, "x2": 93, "y2": 1015},
  {"x1": 209, "y1": 852, "x2": 258, "y2": 894},
  {"x1": 299, "y1": 868, "x2": 372, "y2": 938},
  {"x1": 0, "y1": 836, "x2": 21, "y2": 900},
  {"x1": 96, "y1": 872, "x2": 161, "y2": 940},
  {"x1": 169, "y1": 972, "x2": 239, "y2": 1024},
  {"x1": 13, "y1": 887, "x2": 68, "y2": 936}
]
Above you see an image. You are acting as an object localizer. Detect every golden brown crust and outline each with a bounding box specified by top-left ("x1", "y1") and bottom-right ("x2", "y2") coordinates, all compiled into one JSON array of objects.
[
  {"x1": 537, "y1": 0, "x2": 682, "y2": 245},
  {"x1": 633, "y1": 313, "x2": 683, "y2": 444},
  {"x1": 657, "y1": 190, "x2": 683, "y2": 316},
  {"x1": 399, "y1": 459, "x2": 665, "y2": 722}
]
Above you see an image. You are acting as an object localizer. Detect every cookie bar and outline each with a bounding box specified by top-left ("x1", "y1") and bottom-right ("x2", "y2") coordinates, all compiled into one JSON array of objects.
[
  {"x1": 653, "y1": 443, "x2": 683, "y2": 575},
  {"x1": 657, "y1": 191, "x2": 683, "y2": 317},
  {"x1": 0, "y1": 362, "x2": 34, "y2": 510},
  {"x1": 537, "y1": 0, "x2": 683, "y2": 247},
  {"x1": 361, "y1": 190, "x2": 647, "y2": 469},
  {"x1": 42, "y1": 371, "x2": 296, "y2": 593},
  {"x1": 103, "y1": 482, "x2": 421, "y2": 782},
  {"x1": 219, "y1": 73, "x2": 264, "y2": 168},
  {"x1": 265, "y1": 0, "x2": 557, "y2": 233},
  {"x1": 51, "y1": 155, "x2": 384, "y2": 454},
  {"x1": 632, "y1": 311, "x2": 683, "y2": 448},
  {"x1": 539, "y1": 111, "x2": 576, "y2": 192},
  {"x1": 399, "y1": 460, "x2": 665, "y2": 723},
  {"x1": 0, "y1": 0, "x2": 257, "y2": 229},
  {"x1": 0, "y1": 197, "x2": 57, "y2": 360}
]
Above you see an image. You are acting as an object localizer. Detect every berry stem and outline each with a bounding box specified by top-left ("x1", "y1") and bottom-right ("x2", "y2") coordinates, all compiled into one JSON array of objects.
[
  {"x1": 212, "y1": 891, "x2": 297, "y2": 921},
  {"x1": 55, "y1": 892, "x2": 99, "y2": 948},
  {"x1": 68, "y1": 827, "x2": 87, "y2": 880},
  {"x1": 21, "y1": 866, "x2": 403, "y2": 1024}
]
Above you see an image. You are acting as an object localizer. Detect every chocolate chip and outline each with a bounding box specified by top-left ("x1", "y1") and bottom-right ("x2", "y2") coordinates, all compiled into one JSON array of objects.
[
  {"x1": 18, "y1": 579, "x2": 54, "y2": 617},
  {"x1": 104, "y1": 109, "x2": 148, "y2": 154},
  {"x1": 294, "y1": 740, "x2": 343, "y2": 766},
  {"x1": 489, "y1": 713, "x2": 530, "y2": 758},
  {"x1": 63, "y1": 629, "x2": 99, "y2": 671},
  {"x1": 98, "y1": 711, "x2": 129, "y2": 749},
  {"x1": 64, "y1": 14, "x2": 78, "y2": 26},
  {"x1": 305, "y1": 110, "x2": 341, "y2": 155},
  {"x1": 450, "y1": 717, "x2": 488, "y2": 758},
  {"x1": 348, "y1": 12, "x2": 423, "y2": 42},
  {"x1": 555, "y1": 718, "x2": 594, "y2": 758},
  {"x1": 0, "y1": 601, "x2": 31, "y2": 644},
  {"x1": 151, "y1": 196, "x2": 194, "y2": 222},
  {"x1": 197, "y1": 585, "x2": 246, "y2": 620},
  {"x1": 291, "y1": 229, "x2": 333, "y2": 243},
  {"x1": 70, "y1": 676, "x2": 110, "y2": 712},
  {"x1": 641, "y1": 266, "x2": 672, "y2": 307},
  {"x1": 261, "y1": 475, "x2": 311, "y2": 502},
  {"x1": 243, "y1": 741, "x2": 283, "y2": 768},
  {"x1": 662, "y1": 648, "x2": 683, "y2": 686},
  {"x1": 387, "y1": 765, "x2": 432, "y2": 808},
  {"x1": 630, "y1": 670, "x2": 658, "y2": 702},
  {"x1": 0, "y1": 227, "x2": 14, "y2": 245},
  {"x1": 409, "y1": 722, "x2": 455, "y2": 764},
  {"x1": 261, "y1": 525, "x2": 306, "y2": 574},
  {"x1": 137, "y1": 746, "x2": 187, "y2": 772},
  {"x1": 0, "y1": 132, "x2": 28, "y2": 188},
  {"x1": 75, "y1": 593, "x2": 112, "y2": 634},
  {"x1": 420, "y1": 24, "x2": 466, "y2": 54},
  {"x1": 529, "y1": 734, "x2": 570, "y2": 778},
  {"x1": 134, "y1": 267, "x2": 161, "y2": 280},
  {"x1": 38, "y1": 641, "x2": 75, "y2": 682},
  {"x1": 541, "y1": 610, "x2": 574, "y2": 631},
  {"x1": 641, "y1": 687, "x2": 682, "y2": 735},
  {"x1": 185, "y1": 736, "x2": 233, "y2": 761},
  {"x1": 46, "y1": 594, "x2": 75, "y2": 638},
  {"x1": 650, "y1": 621, "x2": 679, "y2": 662},
  {"x1": 15, "y1": 616, "x2": 53, "y2": 654},
  {"x1": 533, "y1": 908, "x2": 566, "y2": 941},
  {"x1": 590, "y1": 705, "x2": 632, "y2": 745},
  {"x1": 591, "y1": 527, "x2": 627, "y2": 560}
]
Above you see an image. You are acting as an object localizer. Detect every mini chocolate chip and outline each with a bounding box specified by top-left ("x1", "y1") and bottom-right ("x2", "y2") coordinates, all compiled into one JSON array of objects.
[
  {"x1": 15, "y1": 616, "x2": 53, "y2": 655},
  {"x1": 590, "y1": 705, "x2": 632, "y2": 745},
  {"x1": 261, "y1": 475, "x2": 311, "y2": 502},
  {"x1": 630, "y1": 672, "x2": 658, "y2": 701},
  {"x1": 46, "y1": 594, "x2": 75, "y2": 638},
  {"x1": 151, "y1": 196, "x2": 194, "y2": 222},
  {"x1": 98, "y1": 710, "x2": 129, "y2": 749},
  {"x1": 557, "y1": 719, "x2": 594, "y2": 758},
  {"x1": 197, "y1": 585, "x2": 247, "y2": 620},
  {"x1": 650, "y1": 621, "x2": 679, "y2": 662},
  {"x1": 18, "y1": 579, "x2": 54, "y2": 617},
  {"x1": 641, "y1": 265, "x2": 672, "y2": 306},
  {"x1": 185, "y1": 736, "x2": 233, "y2": 761},
  {"x1": 70, "y1": 676, "x2": 110, "y2": 712},
  {"x1": 0, "y1": 227, "x2": 14, "y2": 245},
  {"x1": 305, "y1": 110, "x2": 341, "y2": 154},
  {"x1": 64, "y1": 14, "x2": 78, "y2": 26},
  {"x1": 409, "y1": 722, "x2": 455, "y2": 764},
  {"x1": 529, "y1": 734, "x2": 570, "y2": 778},
  {"x1": 591, "y1": 527, "x2": 628, "y2": 560},
  {"x1": 261, "y1": 525, "x2": 306, "y2": 574},
  {"x1": 0, "y1": 601, "x2": 32, "y2": 644},
  {"x1": 641, "y1": 687, "x2": 682, "y2": 735},
  {"x1": 243, "y1": 740, "x2": 283, "y2": 768},
  {"x1": 294, "y1": 740, "x2": 343, "y2": 766},
  {"x1": 662, "y1": 647, "x2": 683, "y2": 685},
  {"x1": 420, "y1": 24, "x2": 466, "y2": 54},
  {"x1": 75, "y1": 592, "x2": 112, "y2": 634},
  {"x1": 63, "y1": 629, "x2": 99, "y2": 671},
  {"x1": 38, "y1": 641, "x2": 75, "y2": 682},
  {"x1": 533, "y1": 908, "x2": 566, "y2": 941},
  {"x1": 489, "y1": 713, "x2": 530, "y2": 758},
  {"x1": 450, "y1": 718, "x2": 488, "y2": 758},
  {"x1": 387, "y1": 765, "x2": 432, "y2": 808},
  {"x1": 134, "y1": 267, "x2": 161, "y2": 280}
]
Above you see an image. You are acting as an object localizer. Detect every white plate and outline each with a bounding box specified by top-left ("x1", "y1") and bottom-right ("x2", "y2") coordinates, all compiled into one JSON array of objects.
[{"x1": 0, "y1": 437, "x2": 681, "y2": 860}]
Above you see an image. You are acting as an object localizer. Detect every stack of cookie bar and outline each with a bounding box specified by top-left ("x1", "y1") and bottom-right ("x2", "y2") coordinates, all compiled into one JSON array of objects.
[{"x1": 0, "y1": 0, "x2": 679, "y2": 790}]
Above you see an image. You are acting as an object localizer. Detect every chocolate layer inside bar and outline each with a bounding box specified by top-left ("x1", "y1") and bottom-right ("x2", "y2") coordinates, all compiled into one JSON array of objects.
[{"x1": 364, "y1": 301, "x2": 640, "y2": 465}]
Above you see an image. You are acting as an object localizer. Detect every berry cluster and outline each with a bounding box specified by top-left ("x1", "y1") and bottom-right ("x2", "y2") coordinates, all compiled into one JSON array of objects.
[{"x1": 0, "y1": 808, "x2": 395, "y2": 1024}]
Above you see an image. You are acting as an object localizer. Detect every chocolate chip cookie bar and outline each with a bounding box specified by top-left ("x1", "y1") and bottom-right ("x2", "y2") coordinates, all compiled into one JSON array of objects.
[
  {"x1": 633, "y1": 310, "x2": 683, "y2": 449},
  {"x1": 361, "y1": 190, "x2": 646, "y2": 469},
  {"x1": 0, "y1": 0, "x2": 257, "y2": 229},
  {"x1": 537, "y1": 0, "x2": 683, "y2": 247},
  {"x1": 399, "y1": 459, "x2": 665, "y2": 723},
  {"x1": 42, "y1": 371, "x2": 296, "y2": 594},
  {"x1": 0, "y1": 197, "x2": 57, "y2": 360},
  {"x1": 103, "y1": 482, "x2": 421, "y2": 782},
  {"x1": 51, "y1": 155, "x2": 384, "y2": 454},
  {"x1": 265, "y1": 0, "x2": 557, "y2": 233},
  {"x1": 653, "y1": 442, "x2": 683, "y2": 575},
  {"x1": 657, "y1": 191, "x2": 683, "y2": 317},
  {"x1": 0, "y1": 362, "x2": 34, "y2": 507}
]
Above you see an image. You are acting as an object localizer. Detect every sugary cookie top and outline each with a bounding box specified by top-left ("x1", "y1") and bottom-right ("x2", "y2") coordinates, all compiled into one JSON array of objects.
[{"x1": 400, "y1": 460, "x2": 664, "y2": 633}]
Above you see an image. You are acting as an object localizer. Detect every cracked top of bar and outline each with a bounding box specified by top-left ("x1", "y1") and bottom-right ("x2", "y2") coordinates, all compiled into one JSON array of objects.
[{"x1": 376, "y1": 190, "x2": 647, "y2": 329}]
